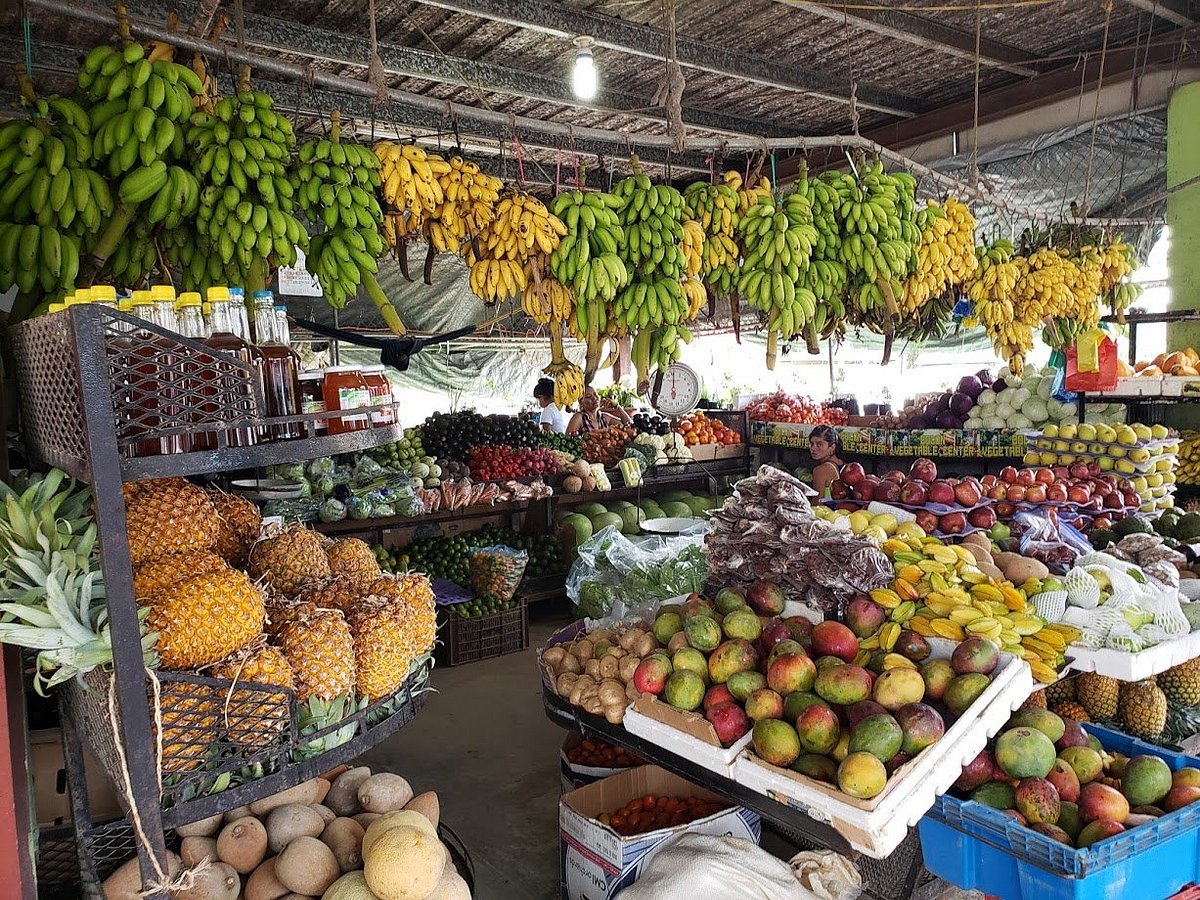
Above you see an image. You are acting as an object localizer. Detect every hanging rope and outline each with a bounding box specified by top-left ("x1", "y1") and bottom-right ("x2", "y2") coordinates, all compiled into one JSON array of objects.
[
  {"x1": 1081, "y1": 0, "x2": 1116, "y2": 216},
  {"x1": 970, "y1": 0, "x2": 983, "y2": 188},
  {"x1": 659, "y1": 0, "x2": 687, "y2": 153},
  {"x1": 366, "y1": 0, "x2": 388, "y2": 105}
]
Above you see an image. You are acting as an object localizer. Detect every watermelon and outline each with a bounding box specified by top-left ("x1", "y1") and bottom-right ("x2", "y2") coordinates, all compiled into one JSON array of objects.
[
  {"x1": 561, "y1": 513, "x2": 594, "y2": 545},
  {"x1": 574, "y1": 502, "x2": 609, "y2": 519},
  {"x1": 618, "y1": 506, "x2": 645, "y2": 534},
  {"x1": 607, "y1": 500, "x2": 636, "y2": 512},
  {"x1": 660, "y1": 501, "x2": 695, "y2": 519},
  {"x1": 657, "y1": 490, "x2": 692, "y2": 505},
  {"x1": 684, "y1": 496, "x2": 712, "y2": 517},
  {"x1": 590, "y1": 512, "x2": 625, "y2": 534}
]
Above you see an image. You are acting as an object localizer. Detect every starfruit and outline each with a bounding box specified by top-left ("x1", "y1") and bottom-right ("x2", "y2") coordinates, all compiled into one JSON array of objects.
[
  {"x1": 918, "y1": 559, "x2": 948, "y2": 575},
  {"x1": 892, "y1": 601, "x2": 917, "y2": 624},
  {"x1": 854, "y1": 650, "x2": 873, "y2": 667},
  {"x1": 859, "y1": 635, "x2": 881, "y2": 651},
  {"x1": 894, "y1": 578, "x2": 921, "y2": 602},
  {"x1": 1028, "y1": 660, "x2": 1059, "y2": 683},
  {"x1": 931, "y1": 619, "x2": 966, "y2": 641},
  {"x1": 869, "y1": 588, "x2": 902, "y2": 610},
  {"x1": 969, "y1": 584, "x2": 1004, "y2": 604},
  {"x1": 959, "y1": 566, "x2": 988, "y2": 585},
  {"x1": 966, "y1": 617, "x2": 999, "y2": 634},
  {"x1": 1000, "y1": 585, "x2": 1027, "y2": 612},
  {"x1": 1034, "y1": 629, "x2": 1067, "y2": 651},
  {"x1": 881, "y1": 538, "x2": 912, "y2": 557},
  {"x1": 951, "y1": 545, "x2": 976, "y2": 565},
  {"x1": 879, "y1": 622, "x2": 901, "y2": 651},
  {"x1": 883, "y1": 653, "x2": 918, "y2": 670},
  {"x1": 950, "y1": 607, "x2": 984, "y2": 625},
  {"x1": 897, "y1": 564, "x2": 924, "y2": 584},
  {"x1": 908, "y1": 616, "x2": 934, "y2": 636},
  {"x1": 1022, "y1": 637, "x2": 1059, "y2": 659},
  {"x1": 999, "y1": 629, "x2": 1022, "y2": 647},
  {"x1": 929, "y1": 545, "x2": 960, "y2": 566},
  {"x1": 1009, "y1": 614, "x2": 1045, "y2": 636}
]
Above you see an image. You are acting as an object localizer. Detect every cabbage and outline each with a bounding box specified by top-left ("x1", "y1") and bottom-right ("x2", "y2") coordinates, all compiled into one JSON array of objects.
[
  {"x1": 995, "y1": 400, "x2": 1014, "y2": 421},
  {"x1": 1009, "y1": 387, "x2": 1031, "y2": 407},
  {"x1": 950, "y1": 392, "x2": 974, "y2": 416},
  {"x1": 976, "y1": 390, "x2": 997, "y2": 407},
  {"x1": 957, "y1": 376, "x2": 984, "y2": 399},
  {"x1": 1023, "y1": 376, "x2": 1041, "y2": 396},
  {"x1": 983, "y1": 415, "x2": 1006, "y2": 429},
  {"x1": 963, "y1": 416, "x2": 984, "y2": 430},
  {"x1": 1008, "y1": 413, "x2": 1032, "y2": 429},
  {"x1": 1006, "y1": 374, "x2": 1023, "y2": 389},
  {"x1": 999, "y1": 365, "x2": 1013, "y2": 380},
  {"x1": 1023, "y1": 398, "x2": 1049, "y2": 423},
  {"x1": 1037, "y1": 379, "x2": 1054, "y2": 400}
]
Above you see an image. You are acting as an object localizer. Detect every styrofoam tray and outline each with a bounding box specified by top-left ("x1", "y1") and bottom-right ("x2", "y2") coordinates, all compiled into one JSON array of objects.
[
  {"x1": 1066, "y1": 628, "x2": 1200, "y2": 680},
  {"x1": 1099, "y1": 376, "x2": 1163, "y2": 397},
  {"x1": 1162, "y1": 375, "x2": 1200, "y2": 397},
  {"x1": 729, "y1": 638, "x2": 1033, "y2": 859},
  {"x1": 622, "y1": 700, "x2": 753, "y2": 778}
]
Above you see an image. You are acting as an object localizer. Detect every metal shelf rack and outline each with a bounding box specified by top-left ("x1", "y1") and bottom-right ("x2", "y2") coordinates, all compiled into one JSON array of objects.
[{"x1": 10, "y1": 305, "x2": 423, "y2": 898}]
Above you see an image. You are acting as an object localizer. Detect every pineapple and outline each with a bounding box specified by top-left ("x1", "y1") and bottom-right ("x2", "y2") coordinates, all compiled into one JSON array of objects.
[
  {"x1": 208, "y1": 490, "x2": 262, "y2": 567},
  {"x1": 143, "y1": 569, "x2": 265, "y2": 669},
  {"x1": 133, "y1": 551, "x2": 229, "y2": 600},
  {"x1": 248, "y1": 525, "x2": 331, "y2": 596},
  {"x1": 212, "y1": 643, "x2": 294, "y2": 749},
  {"x1": 276, "y1": 608, "x2": 356, "y2": 702},
  {"x1": 366, "y1": 575, "x2": 437, "y2": 651},
  {"x1": 265, "y1": 597, "x2": 321, "y2": 636},
  {"x1": 1157, "y1": 658, "x2": 1200, "y2": 708},
  {"x1": 1019, "y1": 690, "x2": 1048, "y2": 711},
  {"x1": 1076, "y1": 672, "x2": 1120, "y2": 720},
  {"x1": 123, "y1": 478, "x2": 220, "y2": 567},
  {"x1": 1119, "y1": 680, "x2": 1168, "y2": 739},
  {"x1": 1045, "y1": 677, "x2": 1075, "y2": 707},
  {"x1": 156, "y1": 679, "x2": 220, "y2": 774},
  {"x1": 297, "y1": 576, "x2": 370, "y2": 614},
  {"x1": 325, "y1": 539, "x2": 382, "y2": 582},
  {"x1": 348, "y1": 598, "x2": 418, "y2": 699},
  {"x1": 1051, "y1": 701, "x2": 1091, "y2": 722}
]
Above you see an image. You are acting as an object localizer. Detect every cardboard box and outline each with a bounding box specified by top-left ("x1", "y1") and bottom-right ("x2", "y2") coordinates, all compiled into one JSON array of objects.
[
  {"x1": 30, "y1": 728, "x2": 122, "y2": 826},
  {"x1": 621, "y1": 695, "x2": 752, "y2": 777},
  {"x1": 559, "y1": 765, "x2": 760, "y2": 899},
  {"x1": 560, "y1": 732, "x2": 643, "y2": 795},
  {"x1": 687, "y1": 443, "x2": 745, "y2": 462}
]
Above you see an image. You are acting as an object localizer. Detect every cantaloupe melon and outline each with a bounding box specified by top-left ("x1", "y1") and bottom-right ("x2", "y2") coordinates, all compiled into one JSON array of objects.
[
  {"x1": 321, "y1": 871, "x2": 376, "y2": 900},
  {"x1": 425, "y1": 867, "x2": 471, "y2": 900},
  {"x1": 361, "y1": 810, "x2": 438, "y2": 859},
  {"x1": 364, "y1": 826, "x2": 446, "y2": 900}
]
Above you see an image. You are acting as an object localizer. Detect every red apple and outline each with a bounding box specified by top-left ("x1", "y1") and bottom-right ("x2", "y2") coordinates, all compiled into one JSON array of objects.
[
  {"x1": 954, "y1": 481, "x2": 982, "y2": 507},
  {"x1": 946, "y1": 477, "x2": 960, "y2": 487},
  {"x1": 999, "y1": 466, "x2": 1018, "y2": 484},
  {"x1": 995, "y1": 501, "x2": 1016, "y2": 517},
  {"x1": 1087, "y1": 462, "x2": 1101, "y2": 477},
  {"x1": 1034, "y1": 468, "x2": 1055, "y2": 485},
  {"x1": 981, "y1": 474, "x2": 998, "y2": 490},
  {"x1": 873, "y1": 480, "x2": 902, "y2": 503},
  {"x1": 909, "y1": 458, "x2": 938, "y2": 483},
  {"x1": 1103, "y1": 492, "x2": 1124, "y2": 510},
  {"x1": 1006, "y1": 484, "x2": 1027, "y2": 503},
  {"x1": 914, "y1": 510, "x2": 939, "y2": 534},
  {"x1": 963, "y1": 476, "x2": 983, "y2": 493},
  {"x1": 841, "y1": 463, "x2": 866, "y2": 486},
  {"x1": 1024, "y1": 484, "x2": 1047, "y2": 504},
  {"x1": 987, "y1": 484, "x2": 1009, "y2": 501},
  {"x1": 1069, "y1": 463, "x2": 1091, "y2": 480},
  {"x1": 899, "y1": 480, "x2": 929, "y2": 505},
  {"x1": 1091, "y1": 481, "x2": 1113, "y2": 498},
  {"x1": 1052, "y1": 466, "x2": 1070, "y2": 481},
  {"x1": 1093, "y1": 516, "x2": 1114, "y2": 529},
  {"x1": 928, "y1": 480, "x2": 956, "y2": 505},
  {"x1": 830, "y1": 480, "x2": 851, "y2": 500},
  {"x1": 852, "y1": 476, "x2": 880, "y2": 501},
  {"x1": 1015, "y1": 470, "x2": 1036, "y2": 487},
  {"x1": 1084, "y1": 498, "x2": 1105, "y2": 512},
  {"x1": 1067, "y1": 485, "x2": 1091, "y2": 504},
  {"x1": 1046, "y1": 483, "x2": 1068, "y2": 503},
  {"x1": 884, "y1": 470, "x2": 906, "y2": 484},
  {"x1": 1122, "y1": 492, "x2": 1138, "y2": 508},
  {"x1": 939, "y1": 512, "x2": 967, "y2": 535},
  {"x1": 968, "y1": 506, "x2": 997, "y2": 529}
]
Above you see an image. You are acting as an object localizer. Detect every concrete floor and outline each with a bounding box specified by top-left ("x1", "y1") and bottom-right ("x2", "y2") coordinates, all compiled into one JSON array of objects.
[{"x1": 362, "y1": 615, "x2": 568, "y2": 900}]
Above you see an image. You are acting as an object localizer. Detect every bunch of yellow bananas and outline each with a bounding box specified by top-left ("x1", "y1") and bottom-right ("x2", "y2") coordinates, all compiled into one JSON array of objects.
[
  {"x1": 374, "y1": 141, "x2": 450, "y2": 244},
  {"x1": 678, "y1": 218, "x2": 708, "y2": 318},
  {"x1": 871, "y1": 536, "x2": 1077, "y2": 683},
  {"x1": 467, "y1": 190, "x2": 566, "y2": 304},
  {"x1": 681, "y1": 175, "x2": 741, "y2": 296},
  {"x1": 426, "y1": 155, "x2": 501, "y2": 257},
  {"x1": 725, "y1": 170, "x2": 772, "y2": 216},
  {"x1": 965, "y1": 239, "x2": 1031, "y2": 374},
  {"x1": 898, "y1": 197, "x2": 977, "y2": 316},
  {"x1": 1178, "y1": 431, "x2": 1200, "y2": 485},
  {"x1": 468, "y1": 258, "x2": 525, "y2": 303},
  {"x1": 543, "y1": 326, "x2": 585, "y2": 407},
  {"x1": 520, "y1": 261, "x2": 574, "y2": 324}
]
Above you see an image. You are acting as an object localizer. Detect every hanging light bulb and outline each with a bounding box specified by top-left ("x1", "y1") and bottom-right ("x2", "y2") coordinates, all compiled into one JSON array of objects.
[{"x1": 573, "y1": 37, "x2": 598, "y2": 101}]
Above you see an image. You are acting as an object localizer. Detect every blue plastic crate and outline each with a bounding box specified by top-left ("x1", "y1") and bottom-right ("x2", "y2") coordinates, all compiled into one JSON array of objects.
[{"x1": 918, "y1": 724, "x2": 1200, "y2": 900}]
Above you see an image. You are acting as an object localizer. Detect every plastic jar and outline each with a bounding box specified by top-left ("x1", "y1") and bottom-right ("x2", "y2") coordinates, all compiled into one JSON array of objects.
[
  {"x1": 322, "y1": 366, "x2": 371, "y2": 434},
  {"x1": 361, "y1": 365, "x2": 395, "y2": 426},
  {"x1": 299, "y1": 372, "x2": 327, "y2": 434}
]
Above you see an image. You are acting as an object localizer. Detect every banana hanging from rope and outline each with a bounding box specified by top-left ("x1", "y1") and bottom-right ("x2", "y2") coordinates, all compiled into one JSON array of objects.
[
  {"x1": 426, "y1": 155, "x2": 502, "y2": 261},
  {"x1": 467, "y1": 190, "x2": 566, "y2": 304},
  {"x1": 374, "y1": 140, "x2": 450, "y2": 279},
  {"x1": 543, "y1": 324, "x2": 585, "y2": 407}
]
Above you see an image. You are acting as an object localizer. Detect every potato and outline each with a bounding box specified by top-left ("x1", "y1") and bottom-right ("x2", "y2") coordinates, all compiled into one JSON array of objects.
[
  {"x1": 180, "y1": 835, "x2": 218, "y2": 868},
  {"x1": 589, "y1": 628, "x2": 614, "y2": 645},
  {"x1": 598, "y1": 656, "x2": 619, "y2": 679},
  {"x1": 618, "y1": 629, "x2": 643, "y2": 651},
  {"x1": 556, "y1": 653, "x2": 581, "y2": 675},
  {"x1": 325, "y1": 767, "x2": 372, "y2": 816},
  {"x1": 244, "y1": 858, "x2": 290, "y2": 900},
  {"x1": 321, "y1": 817, "x2": 365, "y2": 873},
  {"x1": 542, "y1": 647, "x2": 566, "y2": 669},
  {"x1": 176, "y1": 812, "x2": 224, "y2": 839},
  {"x1": 274, "y1": 836, "x2": 340, "y2": 896},
  {"x1": 102, "y1": 852, "x2": 181, "y2": 900},
  {"x1": 598, "y1": 679, "x2": 626, "y2": 706},
  {"x1": 175, "y1": 861, "x2": 240, "y2": 900},
  {"x1": 357, "y1": 772, "x2": 414, "y2": 813},
  {"x1": 249, "y1": 779, "x2": 323, "y2": 818},
  {"x1": 216, "y1": 816, "x2": 268, "y2": 874},
  {"x1": 618, "y1": 656, "x2": 640, "y2": 682},
  {"x1": 310, "y1": 804, "x2": 337, "y2": 825},
  {"x1": 584, "y1": 658, "x2": 602, "y2": 678},
  {"x1": 634, "y1": 633, "x2": 657, "y2": 657},
  {"x1": 573, "y1": 638, "x2": 595, "y2": 660},
  {"x1": 266, "y1": 803, "x2": 326, "y2": 853},
  {"x1": 404, "y1": 791, "x2": 440, "y2": 829},
  {"x1": 569, "y1": 675, "x2": 596, "y2": 706},
  {"x1": 555, "y1": 673, "x2": 579, "y2": 696},
  {"x1": 603, "y1": 703, "x2": 625, "y2": 724},
  {"x1": 592, "y1": 639, "x2": 613, "y2": 658}
]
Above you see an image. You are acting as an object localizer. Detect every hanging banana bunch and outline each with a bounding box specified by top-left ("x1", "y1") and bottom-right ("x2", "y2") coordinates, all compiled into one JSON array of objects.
[
  {"x1": 894, "y1": 197, "x2": 978, "y2": 343},
  {"x1": 678, "y1": 218, "x2": 708, "y2": 318},
  {"x1": 374, "y1": 140, "x2": 450, "y2": 280},
  {"x1": 168, "y1": 87, "x2": 304, "y2": 293},
  {"x1": 424, "y1": 155, "x2": 501, "y2": 270},
  {"x1": 467, "y1": 189, "x2": 566, "y2": 304},
  {"x1": 735, "y1": 188, "x2": 819, "y2": 367},
  {"x1": 681, "y1": 175, "x2": 741, "y2": 301},
  {"x1": 0, "y1": 92, "x2": 102, "y2": 304},
  {"x1": 1095, "y1": 239, "x2": 1141, "y2": 321},
  {"x1": 793, "y1": 162, "x2": 849, "y2": 346},
  {"x1": 293, "y1": 111, "x2": 390, "y2": 323},
  {"x1": 542, "y1": 324, "x2": 585, "y2": 407},
  {"x1": 964, "y1": 238, "x2": 1030, "y2": 374}
]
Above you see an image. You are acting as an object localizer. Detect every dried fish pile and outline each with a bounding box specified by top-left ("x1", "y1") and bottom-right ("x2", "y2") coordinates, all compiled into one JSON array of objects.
[{"x1": 705, "y1": 465, "x2": 893, "y2": 615}]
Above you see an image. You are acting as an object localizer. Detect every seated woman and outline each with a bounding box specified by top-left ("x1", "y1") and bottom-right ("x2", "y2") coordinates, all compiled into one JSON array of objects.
[
  {"x1": 808, "y1": 424, "x2": 845, "y2": 495},
  {"x1": 533, "y1": 377, "x2": 569, "y2": 433},
  {"x1": 567, "y1": 385, "x2": 632, "y2": 436}
]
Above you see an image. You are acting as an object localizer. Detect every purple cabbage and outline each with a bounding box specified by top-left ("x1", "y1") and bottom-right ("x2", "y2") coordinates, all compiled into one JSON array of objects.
[
  {"x1": 993, "y1": 377, "x2": 1008, "y2": 393},
  {"x1": 976, "y1": 369, "x2": 994, "y2": 387},
  {"x1": 949, "y1": 392, "x2": 974, "y2": 416},
  {"x1": 935, "y1": 410, "x2": 960, "y2": 429},
  {"x1": 957, "y1": 375, "x2": 983, "y2": 399}
]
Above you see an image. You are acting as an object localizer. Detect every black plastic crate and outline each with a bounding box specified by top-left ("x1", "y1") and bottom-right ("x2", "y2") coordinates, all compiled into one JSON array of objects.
[{"x1": 437, "y1": 602, "x2": 529, "y2": 666}]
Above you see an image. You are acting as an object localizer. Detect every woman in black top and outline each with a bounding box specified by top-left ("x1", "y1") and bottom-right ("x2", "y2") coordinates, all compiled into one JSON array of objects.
[{"x1": 567, "y1": 386, "x2": 632, "y2": 435}]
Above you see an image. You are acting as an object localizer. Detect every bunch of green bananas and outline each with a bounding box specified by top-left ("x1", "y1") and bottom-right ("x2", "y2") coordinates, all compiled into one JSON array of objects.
[
  {"x1": 792, "y1": 167, "x2": 849, "y2": 344},
  {"x1": 167, "y1": 89, "x2": 304, "y2": 290},
  {"x1": 548, "y1": 190, "x2": 628, "y2": 307},
  {"x1": 295, "y1": 116, "x2": 386, "y2": 309},
  {"x1": 821, "y1": 157, "x2": 918, "y2": 329},
  {"x1": 612, "y1": 175, "x2": 688, "y2": 329},
  {"x1": 631, "y1": 323, "x2": 693, "y2": 389},
  {"x1": 735, "y1": 189, "x2": 819, "y2": 364},
  {"x1": 681, "y1": 176, "x2": 741, "y2": 297},
  {"x1": 0, "y1": 97, "x2": 105, "y2": 294}
]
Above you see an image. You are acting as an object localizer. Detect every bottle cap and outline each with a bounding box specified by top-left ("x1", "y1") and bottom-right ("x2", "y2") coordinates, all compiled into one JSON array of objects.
[
  {"x1": 117, "y1": 298, "x2": 133, "y2": 312},
  {"x1": 91, "y1": 285, "x2": 118, "y2": 302},
  {"x1": 178, "y1": 292, "x2": 203, "y2": 308},
  {"x1": 206, "y1": 286, "x2": 230, "y2": 302},
  {"x1": 73, "y1": 288, "x2": 92, "y2": 304},
  {"x1": 150, "y1": 284, "x2": 176, "y2": 302},
  {"x1": 130, "y1": 290, "x2": 152, "y2": 306}
]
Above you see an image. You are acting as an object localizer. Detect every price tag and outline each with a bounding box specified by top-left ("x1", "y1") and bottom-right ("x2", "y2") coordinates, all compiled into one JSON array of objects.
[{"x1": 277, "y1": 248, "x2": 322, "y2": 297}]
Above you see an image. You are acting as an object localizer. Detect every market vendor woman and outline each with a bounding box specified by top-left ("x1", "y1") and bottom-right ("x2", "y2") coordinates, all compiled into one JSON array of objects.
[
  {"x1": 567, "y1": 386, "x2": 632, "y2": 435},
  {"x1": 809, "y1": 425, "x2": 844, "y2": 495}
]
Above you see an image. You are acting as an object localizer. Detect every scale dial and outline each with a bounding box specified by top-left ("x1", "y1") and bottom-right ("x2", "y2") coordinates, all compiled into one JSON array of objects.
[{"x1": 651, "y1": 363, "x2": 702, "y2": 417}]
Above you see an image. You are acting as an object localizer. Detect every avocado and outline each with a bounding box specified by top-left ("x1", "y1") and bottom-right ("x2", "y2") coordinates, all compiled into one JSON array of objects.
[
  {"x1": 1156, "y1": 509, "x2": 1183, "y2": 538},
  {"x1": 1176, "y1": 513, "x2": 1200, "y2": 541},
  {"x1": 1088, "y1": 528, "x2": 1117, "y2": 550},
  {"x1": 1113, "y1": 516, "x2": 1152, "y2": 537}
]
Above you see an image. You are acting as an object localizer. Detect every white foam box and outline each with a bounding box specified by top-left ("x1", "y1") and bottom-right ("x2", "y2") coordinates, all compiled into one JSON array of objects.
[
  {"x1": 559, "y1": 764, "x2": 760, "y2": 900},
  {"x1": 621, "y1": 694, "x2": 754, "y2": 778},
  {"x1": 1161, "y1": 375, "x2": 1200, "y2": 397},
  {"x1": 1102, "y1": 376, "x2": 1162, "y2": 397},
  {"x1": 1067, "y1": 629, "x2": 1200, "y2": 681},
  {"x1": 729, "y1": 638, "x2": 1033, "y2": 858},
  {"x1": 560, "y1": 731, "x2": 645, "y2": 795}
]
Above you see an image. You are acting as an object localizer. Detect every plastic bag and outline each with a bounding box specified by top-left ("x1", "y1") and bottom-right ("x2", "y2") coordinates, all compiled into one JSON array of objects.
[
  {"x1": 567, "y1": 525, "x2": 707, "y2": 619},
  {"x1": 467, "y1": 545, "x2": 528, "y2": 602}
]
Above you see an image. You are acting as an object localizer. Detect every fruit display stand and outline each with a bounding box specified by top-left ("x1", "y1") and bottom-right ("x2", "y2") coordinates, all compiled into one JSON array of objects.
[
  {"x1": 918, "y1": 723, "x2": 1200, "y2": 900},
  {"x1": 1065, "y1": 631, "x2": 1200, "y2": 682},
  {"x1": 9, "y1": 304, "x2": 430, "y2": 897}
]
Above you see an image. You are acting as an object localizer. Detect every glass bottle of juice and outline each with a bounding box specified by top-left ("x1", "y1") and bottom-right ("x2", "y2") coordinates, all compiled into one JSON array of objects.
[
  {"x1": 361, "y1": 365, "x2": 396, "y2": 427},
  {"x1": 322, "y1": 367, "x2": 371, "y2": 434},
  {"x1": 230, "y1": 287, "x2": 253, "y2": 343},
  {"x1": 252, "y1": 291, "x2": 302, "y2": 440},
  {"x1": 151, "y1": 284, "x2": 179, "y2": 334},
  {"x1": 192, "y1": 292, "x2": 259, "y2": 449}
]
